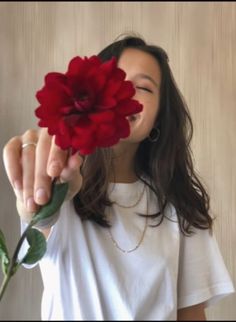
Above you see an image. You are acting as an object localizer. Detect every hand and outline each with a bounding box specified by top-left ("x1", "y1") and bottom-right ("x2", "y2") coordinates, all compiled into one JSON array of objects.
[{"x1": 2, "y1": 128, "x2": 84, "y2": 222}]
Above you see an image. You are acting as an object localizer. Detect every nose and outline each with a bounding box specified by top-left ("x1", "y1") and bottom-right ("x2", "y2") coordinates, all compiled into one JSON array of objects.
[{"x1": 132, "y1": 83, "x2": 138, "y2": 100}]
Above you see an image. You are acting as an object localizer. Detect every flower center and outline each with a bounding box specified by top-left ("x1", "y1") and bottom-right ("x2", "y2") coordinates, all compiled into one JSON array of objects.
[{"x1": 74, "y1": 91, "x2": 92, "y2": 111}]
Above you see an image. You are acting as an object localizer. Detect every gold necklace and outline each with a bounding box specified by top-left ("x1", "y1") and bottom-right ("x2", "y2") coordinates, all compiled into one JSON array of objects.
[
  {"x1": 113, "y1": 183, "x2": 146, "y2": 208},
  {"x1": 107, "y1": 186, "x2": 148, "y2": 254}
]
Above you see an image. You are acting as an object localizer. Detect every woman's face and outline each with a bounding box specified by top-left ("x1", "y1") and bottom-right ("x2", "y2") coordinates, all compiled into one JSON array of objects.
[{"x1": 118, "y1": 47, "x2": 161, "y2": 143}]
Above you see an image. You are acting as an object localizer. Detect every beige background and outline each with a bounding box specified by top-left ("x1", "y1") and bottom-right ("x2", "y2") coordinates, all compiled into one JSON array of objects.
[{"x1": 0, "y1": 1, "x2": 235, "y2": 320}]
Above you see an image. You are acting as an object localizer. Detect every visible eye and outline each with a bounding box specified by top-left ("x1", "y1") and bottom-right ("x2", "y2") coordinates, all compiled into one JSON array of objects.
[{"x1": 136, "y1": 86, "x2": 153, "y2": 93}]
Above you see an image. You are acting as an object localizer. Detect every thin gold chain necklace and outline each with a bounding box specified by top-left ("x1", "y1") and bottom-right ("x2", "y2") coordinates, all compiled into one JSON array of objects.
[
  {"x1": 107, "y1": 186, "x2": 149, "y2": 254},
  {"x1": 113, "y1": 182, "x2": 146, "y2": 208}
]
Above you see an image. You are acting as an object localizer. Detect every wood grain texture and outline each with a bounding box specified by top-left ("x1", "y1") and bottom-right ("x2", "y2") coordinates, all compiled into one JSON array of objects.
[{"x1": 0, "y1": 2, "x2": 235, "y2": 320}]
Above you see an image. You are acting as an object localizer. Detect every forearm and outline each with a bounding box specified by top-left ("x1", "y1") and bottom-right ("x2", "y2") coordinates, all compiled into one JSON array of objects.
[{"x1": 177, "y1": 303, "x2": 206, "y2": 321}]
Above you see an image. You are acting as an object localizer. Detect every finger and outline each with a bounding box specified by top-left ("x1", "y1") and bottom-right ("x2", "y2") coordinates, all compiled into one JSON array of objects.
[
  {"x1": 21, "y1": 130, "x2": 39, "y2": 212},
  {"x1": 68, "y1": 152, "x2": 84, "y2": 171},
  {"x1": 34, "y1": 128, "x2": 54, "y2": 206},
  {"x1": 3, "y1": 136, "x2": 23, "y2": 199},
  {"x1": 59, "y1": 152, "x2": 84, "y2": 180},
  {"x1": 59, "y1": 152, "x2": 84, "y2": 199},
  {"x1": 47, "y1": 135, "x2": 69, "y2": 178}
]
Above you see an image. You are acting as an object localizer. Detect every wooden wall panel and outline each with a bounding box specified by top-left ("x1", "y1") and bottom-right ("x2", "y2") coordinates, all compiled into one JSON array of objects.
[{"x1": 0, "y1": 2, "x2": 235, "y2": 319}]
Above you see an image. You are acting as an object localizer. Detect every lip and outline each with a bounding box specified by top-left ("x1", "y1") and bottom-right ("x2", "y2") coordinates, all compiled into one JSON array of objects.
[{"x1": 127, "y1": 114, "x2": 140, "y2": 122}]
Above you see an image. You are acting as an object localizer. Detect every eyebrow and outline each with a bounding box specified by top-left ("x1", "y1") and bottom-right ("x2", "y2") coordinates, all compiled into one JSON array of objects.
[{"x1": 134, "y1": 73, "x2": 159, "y2": 88}]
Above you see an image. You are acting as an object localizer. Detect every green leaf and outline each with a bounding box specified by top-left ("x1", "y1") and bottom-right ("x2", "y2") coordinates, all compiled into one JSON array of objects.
[
  {"x1": 32, "y1": 181, "x2": 69, "y2": 225},
  {"x1": 22, "y1": 228, "x2": 47, "y2": 265},
  {"x1": 0, "y1": 230, "x2": 10, "y2": 276}
]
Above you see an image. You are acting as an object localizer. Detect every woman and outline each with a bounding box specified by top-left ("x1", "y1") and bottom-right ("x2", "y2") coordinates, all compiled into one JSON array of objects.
[{"x1": 3, "y1": 35, "x2": 234, "y2": 320}]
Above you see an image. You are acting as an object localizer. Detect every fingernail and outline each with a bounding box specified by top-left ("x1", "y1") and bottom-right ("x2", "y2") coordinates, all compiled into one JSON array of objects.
[
  {"x1": 27, "y1": 197, "x2": 36, "y2": 213},
  {"x1": 35, "y1": 188, "x2": 48, "y2": 204}
]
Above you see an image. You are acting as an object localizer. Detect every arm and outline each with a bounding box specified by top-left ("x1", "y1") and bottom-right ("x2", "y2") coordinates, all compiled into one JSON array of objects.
[{"x1": 177, "y1": 303, "x2": 206, "y2": 321}]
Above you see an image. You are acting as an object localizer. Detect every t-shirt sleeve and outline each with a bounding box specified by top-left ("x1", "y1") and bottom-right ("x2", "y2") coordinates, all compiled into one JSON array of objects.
[{"x1": 177, "y1": 228, "x2": 235, "y2": 309}]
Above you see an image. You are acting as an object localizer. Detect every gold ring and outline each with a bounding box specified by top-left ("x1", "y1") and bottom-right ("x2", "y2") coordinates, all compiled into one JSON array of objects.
[{"x1": 22, "y1": 142, "x2": 37, "y2": 149}]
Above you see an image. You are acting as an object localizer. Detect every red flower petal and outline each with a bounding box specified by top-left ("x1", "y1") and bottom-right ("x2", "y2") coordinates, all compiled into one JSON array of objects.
[
  {"x1": 55, "y1": 134, "x2": 71, "y2": 150},
  {"x1": 72, "y1": 125, "x2": 96, "y2": 154},
  {"x1": 115, "y1": 81, "x2": 135, "y2": 101},
  {"x1": 111, "y1": 68, "x2": 126, "y2": 82},
  {"x1": 115, "y1": 116, "x2": 130, "y2": 138},
  {"x1": 72, "y1": 133, "x2": 94, "y2": 150},
  {"x1": 45, "y1": 72, "x2": 67, "y2": 85},
  {"x1": 115, "y1": 99, "x2": 143, "y2": 116},
  {"x1": 67, "y1": 56, "x2": 87, "y2": 77},
  {"x1": 87, "y1": 55, "x2": 102, "y2": 68},
  {"x1": 99, "y1": 57, "x2": 117, "y2": 77},
  {"x1": 95, "y1": 123, "x2": 118, "y2": 146},
  {"x1": 96, "y1": 95, "x2": 117, "y2": 109},
  {"x1": 88, "y1": 71, "x2": 107, "y2": 93},
  {"x1": 77, "y1": 145, "x2": 95, "y2": 155},
  {"x1": 99, "y1": 77, "x2": 123, "y2": 99},
  {"x1": 89, "y1": 110, "x2": 115, "y2": 123},
  {"x1": 36, "y1": 84, "x2": 72, "y2": 109}
]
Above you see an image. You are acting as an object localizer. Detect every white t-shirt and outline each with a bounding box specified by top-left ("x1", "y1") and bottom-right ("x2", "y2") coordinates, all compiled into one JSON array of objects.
[{"x1": 21, "y1": 179, "x2": 235, "y2": 320}]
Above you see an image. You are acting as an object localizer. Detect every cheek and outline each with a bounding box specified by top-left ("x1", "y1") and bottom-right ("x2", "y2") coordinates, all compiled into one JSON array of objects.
[
  {"x1": 141, "y1": 98, "x2": 160, "y2": 127},
  {"x1": 130, "y1": 100, "x2": 160, "y2": 141},
  {"x1": 140, "y1": 112, "x2": 157, "y2": 135},
  {"x1": 127, "y1": 95, "x2": 160, "y2": 141}
]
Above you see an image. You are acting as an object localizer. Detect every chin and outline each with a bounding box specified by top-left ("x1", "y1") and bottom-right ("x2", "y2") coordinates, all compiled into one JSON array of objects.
[
  {"x1": 125, "y1": 117, "x2": 148, "y2": 142},
  {"x1": 120, "y1": 132, "x2": 147, "y2": 145}
]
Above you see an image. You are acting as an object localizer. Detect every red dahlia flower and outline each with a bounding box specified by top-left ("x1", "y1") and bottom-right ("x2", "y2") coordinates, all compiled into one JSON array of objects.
[{"x1": 35, "y1": 55, "x2": 143, "y2": 155}]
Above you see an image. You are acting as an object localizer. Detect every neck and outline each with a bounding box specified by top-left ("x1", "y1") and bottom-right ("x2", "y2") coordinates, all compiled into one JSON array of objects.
[{"x1": 110, "y1": 142, "x2": 139, "y2": 183}]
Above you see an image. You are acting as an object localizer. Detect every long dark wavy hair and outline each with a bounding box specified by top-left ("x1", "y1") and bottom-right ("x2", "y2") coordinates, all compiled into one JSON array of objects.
[{"x1": 73, "y1": 34, "x2": 213, "y2": 235}]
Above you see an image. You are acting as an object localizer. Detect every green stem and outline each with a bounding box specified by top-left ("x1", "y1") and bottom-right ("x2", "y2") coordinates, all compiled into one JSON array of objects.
[
  {"x1": 0, "y1": 273, "x2": 11, "y2": 301},
  {"x1": 0, "y1": 219, "x2": 36, "y2": 302},
  {"x1": 0, "y1": 178, "x2": 60, "y2": 301}
]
